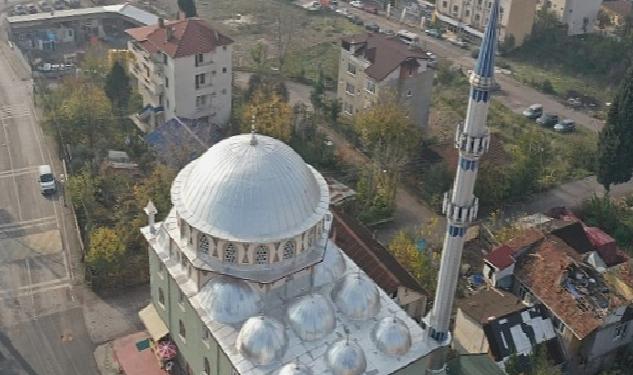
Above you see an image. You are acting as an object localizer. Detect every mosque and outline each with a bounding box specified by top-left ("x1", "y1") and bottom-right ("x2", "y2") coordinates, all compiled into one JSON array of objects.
[{"x1": 140, "y1": 0, "x2": 501, "y2": 373}]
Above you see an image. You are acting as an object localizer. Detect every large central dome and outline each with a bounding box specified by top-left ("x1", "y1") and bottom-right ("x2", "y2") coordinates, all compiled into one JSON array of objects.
[{"x1": 171, "y1": 134, "x2": 329, "y2": 242}]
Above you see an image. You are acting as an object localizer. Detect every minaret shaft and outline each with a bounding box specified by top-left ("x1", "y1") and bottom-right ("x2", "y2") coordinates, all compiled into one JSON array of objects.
[{"x1": 427, "y1": 0, "x2": 500, "y2": 346}]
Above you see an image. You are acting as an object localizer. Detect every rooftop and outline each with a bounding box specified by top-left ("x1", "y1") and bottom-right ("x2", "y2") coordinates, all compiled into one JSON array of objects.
[
  {"x1": 456, "y1": 289, "x2": 526, "y2": 324},
  {"x1": 514, "y1": 236, "x2": 630, "y2": 339},
  {"x1": 7, "y1": 3, "x2": 157, "y2": 26},
  {"x1": 126, "y1": 18, "x2": 232, "y2": 58},
  {"x1": 341, "y1": 32, "x2": 429, "y2": 81},
  {"x1": 602, "y1": 0, "x2": 633, "y2": 16}
]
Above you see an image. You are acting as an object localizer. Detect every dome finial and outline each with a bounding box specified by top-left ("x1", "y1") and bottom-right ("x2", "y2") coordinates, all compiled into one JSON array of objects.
[{"x1": 250, "y1": 112, "x2": 258, "y2": 146}]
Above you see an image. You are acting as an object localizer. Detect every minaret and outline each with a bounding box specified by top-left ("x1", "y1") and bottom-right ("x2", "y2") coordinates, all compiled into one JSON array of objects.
[{"x1": 427, "y1": 0, "x2": 500, "y2": 365}]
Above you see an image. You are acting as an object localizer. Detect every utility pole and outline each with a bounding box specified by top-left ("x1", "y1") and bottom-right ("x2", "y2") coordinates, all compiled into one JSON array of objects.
[{"x1": 425, "y1": 0, "x2": 501, "y2": 373}]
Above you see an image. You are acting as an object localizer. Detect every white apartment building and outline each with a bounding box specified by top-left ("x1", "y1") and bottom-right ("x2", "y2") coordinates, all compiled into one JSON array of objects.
[
  {"x1": 126, "y1": 18, "x2": 233, "y2": 128},
  {"x1": 436, "y1": 0, "x2": 538, "y2": 46},
  {"x1": 542, "y1": 0, "x2": 604, "y2": 35},
  {"x1": 337, "y1": 33, "x2": 434, "y2": 128}
]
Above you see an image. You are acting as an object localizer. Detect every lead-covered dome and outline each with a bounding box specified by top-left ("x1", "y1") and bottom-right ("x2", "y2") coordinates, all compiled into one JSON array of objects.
[
  {"x1": 312, "y1": 246, "x2": 346, "y2": 288},
  {"x1": 371, "y1": 317, "x2": 412, "y2": 356},
  {"x1": 332, "y1": 272, "x2": 380, "y2": 320},
  {"x1": 237, "y1": 316, "x2": 288, "y2": 366},
  {"x1": 171, "y1": 134, "x2": 329, "y2": 242},
  {"x1": 199, "y1": 275, "x2": 262, "y2": 324},
  {"x1": 287, "y1": 293, "x2": 336, "y2": 341},
  {"x1": 326, "y1": 340, "x2": 367, "y2": 375}
]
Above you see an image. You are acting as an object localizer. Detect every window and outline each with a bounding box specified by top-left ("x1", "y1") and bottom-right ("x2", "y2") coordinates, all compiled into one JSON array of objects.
[
  {"x1": 475, "y1": 14, "x2": 480, "y2": 21},
  {"x1": 199, "y1": 234, "x2": 209, "y2": 254},
  {"x1": 181, "y1": 256, "x2": 187, "y2": 270},
  {"x1": 179, "y1": 320, "x2": 186, "y2": 339},
  {"x1": 442, "y1": 1, "x2": 447, "y2": 8},
  {"x1": 166, "y1": 98, "x2": 170, "y2": 109},
  {"x1": 366, "y1": 80, "x2": 376, "y2": 94},
  {"x1": 179, "y1": 219, "x2": 186, "y2": 239},
  {"x1": 165, "y1": 77, "x2": 169, "y2": 88},
  {"x1": 196, "y1": 95, "x2": 208, "y2": 108},
  {"x1": 158, "y1": 288, "x2": 165, "y2": 305},
  {"x1": 407, "y1": 90, "x2": 413, "y2": 97},
  {"x1": 452, "y1": 5, "x2": 458, "y2": 14},
  {"x1": 465, "y1": 9, "x2": 470, "y2": 17},
  {"x1": 614, "y1": 322, "x2": 628, "y2": 340},
  {"x1": 345, "y1": 82, "x2": 355, "y2": 95},
  {"x1": 202, "y1": 325, "x2": 210, "y2": 342},
  {"x1": 204, "y1": 357, "x2": 211, "y2": 374},
  {"x1": 163, "y1": 53, "x2": 168, "y2": 64},
  {"x1": 283, "y1": 241, "x2": 295, "y2": 259},
  {"x1": 222, "y1": 67, "x2": 227, "y2": 73},
  {"x1": 158, "y1": 261, "x2": 164, "y2": 274},
  {"x1": 195, "y1": 73, "x2": 206, "y2": 89},
  {"x1": 224, "y1": 243, "x2": 237, "y2": 263},
  {"x1": 195, "y1": 53, "x2": 204, "y2": 66},
  {"x1": 211, "y1": 91, "x2": 217, "y2": 97},
  {"x1": 343, "y1": 102, "x2": 354, "y2": 115},
  {"x1": 221, "y1": 88, "x2": 227, "y2": 95},
  {"x1": 347, "y1": 63, "x2": 356, "y2": 75},
  {"x1": 211, "y1": 70, "x2": 217, "y2": 75},
  {"x1": 222, "y1": 45, "x2": 227, "y2": 51},
  {"x1": 255, "y1": 246, "x2": 269, "y2": 264},
  {"x1": 178, "y1": 289, "x2": 184, "y2": 304}
]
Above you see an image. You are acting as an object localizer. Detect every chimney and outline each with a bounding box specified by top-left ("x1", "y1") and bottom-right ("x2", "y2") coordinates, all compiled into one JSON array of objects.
[{"x1": 158, "y1": 17, "x2": 165, "y2": 28}]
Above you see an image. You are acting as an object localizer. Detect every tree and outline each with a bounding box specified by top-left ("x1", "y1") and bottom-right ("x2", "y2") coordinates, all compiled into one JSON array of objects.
[
  {"x1": 104, "y1": 61, "x2": 131, "y2": 114},
  {"x1": 388, "y1": 230, "x2": 437, "y2": 294},
  {"x1": 177, "y1": 0, "x2": 197, "y2": 18},
  {"x1": 354, "y1": 92, "x2": 420, "y2": 170},
  {"x1": 133, "y1": 164, "x2": 176, "y2": 222},
  {"x1": 274, "y1": 4, "x2": 298, "y2": 70},
  {"x1": 249, "y1": 42, "x2": 269, "y2": 74},
  {"x1": 597, "y1": 67, "x2": 633, "y2": 192},
  {"x1": 86, "y1": 227, "x2": 126, "y2": 289},
  {"x1": 242, "y1": 90, "x2": 293, "y2": 142}
]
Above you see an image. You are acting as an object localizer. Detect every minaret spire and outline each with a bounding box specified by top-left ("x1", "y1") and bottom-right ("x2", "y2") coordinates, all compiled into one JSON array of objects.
[{"x1": 426, "y1": 0, "x2": 500, "y2": 370}]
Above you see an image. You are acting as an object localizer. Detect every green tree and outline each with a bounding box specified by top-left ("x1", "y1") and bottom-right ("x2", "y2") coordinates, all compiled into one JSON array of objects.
[
  {"x1": 597, "y1": 67, "x2": 633, "y2": 193},
  {"x1": 177, "y1": 0, "x2": 197, "y2": 18},
  {"x1": 388, "y1": 230, "x2": 437, "y2": 294},
  {"x1": 86, "y1": 227, "x2": 126, "y2": 289},
  {"x1": 104, "y1": 61, "x2": 131, "y2": 114},
  {"x1": 249, "y1": 42, "x2": 269, "y2": 74}
]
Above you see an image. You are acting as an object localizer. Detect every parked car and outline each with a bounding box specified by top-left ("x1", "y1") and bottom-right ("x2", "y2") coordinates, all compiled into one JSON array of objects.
[
  {"x1": 426, "y1": 52, "x2": 437, "y2": 68},
  {"x1": 554, "y1": 119, "x2": 576, "y2": 133},
  {"x1": 536, "y1": 113, "x2": 559, "y2": 127},
  {"x1": 424, "y1": 28, "x2": 443, "y2": 39},
  {"x1": 53, "y1": 0, "x2": 65, "y2": 9},
  {"x1": 64, "y1": 0, "x2": 80, "y2": 8},
  {"x1": 27, "y1": 4, "x2": 38, "y2": 14},
  {"x1": 449, "y1": 37, "x2": 468, "y2": 49},
  {"x1": 13, "y1": 4, "x2": 27, "y2": 15},
  {"x1": 361, "y1": 4, "x2": 378, "y2": 14},
  {"x1": 365, "y1": 22, "x2": 380, "y2": 32},
  {"x1": 522, "y1": 104, "x2": 543, "y2": 120},
  {"x1": 350, "y1": 0, "x2": 363, "y2": 8},
  {"x1": 39, "y1": 0, "x2": 52, "y2": 11},
  {"x1": 381, "y1": 28, "x2": 395, "y2": 36},
  {"x1": 38, "y1": 165, "x2": 56, "y2": 195},
  {"x1": 335, "y1": 7, "x2": 349, "y2": 16}
]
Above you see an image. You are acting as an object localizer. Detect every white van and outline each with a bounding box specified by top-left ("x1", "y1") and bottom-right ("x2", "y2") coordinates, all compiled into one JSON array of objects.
[
  {"x1": 38, "y1": 164, "x2": 56, "y2": 195},
  {"x1": 397, "y1": 30, "x2": 419, "y2": 45}
]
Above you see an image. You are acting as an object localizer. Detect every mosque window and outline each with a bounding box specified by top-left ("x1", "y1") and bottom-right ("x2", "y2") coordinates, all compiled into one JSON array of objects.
[
  {"x1": 179, "y1": 219, "x2": 186, "y2": 239},
  {"x1": 179, "y1": 320, "x2": 186, "y2": 339},
  {"x1": 204, "y1": 357, "x2": 211, "y2": 374},
  {"x1": 224, "y1": 243, "x2": 237, "y2": 263},
  {"x1": 283, "y1": 241, "x2": 296, "y2": 260},
  {"x1": 158, "y1": 288, "x2": 165, "y2": 306},
  {"x1": 255, "y1": 246, "x2": 269, "y2": 264},
  {"x1": 199, "y1": 234, "x2": 209, "y2": 255}
]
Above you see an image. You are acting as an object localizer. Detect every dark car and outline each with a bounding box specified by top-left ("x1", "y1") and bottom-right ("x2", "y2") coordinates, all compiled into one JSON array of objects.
[
  {"x1": 554, "y1": 119, "x2": 576, "y2": 133},
  {"x1": 350, "y1": 15, "x2": 364, "y2": 25},
  {"x1": 522, "y1": 104, "x2": 543, "y2": 120},
  {"x1": 424, "y1": 28, "x2": 443, "y2": 39},
  {"x1": 536, "y1": 113, "x2": 559, "y2": 127},
  {"x1": 27, "y1": 4, "x2": 38, "y2": 13},
  {"x1": 365, "y1": 22, "x2": 380, "y2": 32}
]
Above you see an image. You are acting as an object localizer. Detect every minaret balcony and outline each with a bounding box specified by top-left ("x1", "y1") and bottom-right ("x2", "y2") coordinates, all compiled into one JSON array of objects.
[
  {"x1": 454, "y1": 123, "x2": 490, "y2": 157},
  {"x1": 469, "y1": 73, "x2": 496, "y2": 90},
  {"x1": 442, "y1": 192, "x2": 479, "y2": 225}
]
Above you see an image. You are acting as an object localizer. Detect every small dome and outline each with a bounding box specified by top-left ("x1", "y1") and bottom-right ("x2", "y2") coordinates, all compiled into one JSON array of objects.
[
  {"x1": 277, "y1": 363, "x2": 313, "y2": 375},
  {"x1": 326, "y1": 340, "x2": 367, "y2": 375},
  {"x1": 331, "y1": 273, "x2": 380, "y2": 320},
  {"x1": 237, "y1": 316, "x2": 287, "y2": 366},
  {"x1": 312, "y1": 246, "x2": 346, "y2": 288},
  {"x1": 371, "y1": 317, "x2": 412, "y2": 356},
  {"x1": 199, "y1": 276, "x2": 262, "y2": 324},
  {"x1": 287, "y1": 293, "x2": 336, "y2": 341},
  {"x1": 171, "y1": 134, "x2": 329, "y2": 243}
]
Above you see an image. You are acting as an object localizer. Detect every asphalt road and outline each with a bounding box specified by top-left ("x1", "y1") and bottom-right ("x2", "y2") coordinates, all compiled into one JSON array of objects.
[
  {"x1": 343, "y1": 5, "x2": 604, "y2": 132},
  {"x1": 0, "y1": 16, "x2": 99, "y2": 375}
]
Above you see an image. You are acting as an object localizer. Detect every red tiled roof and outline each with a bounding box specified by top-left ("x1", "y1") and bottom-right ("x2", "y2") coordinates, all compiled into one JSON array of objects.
[
  {"x1": 485, "y1": 245, "x2": 514, "y2": 270},
  {"x1": 341, "y1": 33, "x2": 428, "y2": 81},
  {"x1": 126, "y1": 18, "x2": 232, "y2": 58},
  {"x1": 112, "y1": 332, "x2": 167, "y2": 375},
  {"x1": 330, "y1": 207, "x2": 427, "y2": 296}
]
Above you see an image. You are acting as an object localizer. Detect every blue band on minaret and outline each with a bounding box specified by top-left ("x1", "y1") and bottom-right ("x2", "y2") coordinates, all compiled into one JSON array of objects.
[
  {"x1": 471, "y1": 88, "x2": 490, "y2": 103},
  {"x1": 474, "y1": 0, "x2": 500, "y2": 79}
]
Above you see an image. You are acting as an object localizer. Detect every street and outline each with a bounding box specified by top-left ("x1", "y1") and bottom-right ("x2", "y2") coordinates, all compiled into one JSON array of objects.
[{"x1": 0, "y1": 14, "x2": 99, "y2": 375}]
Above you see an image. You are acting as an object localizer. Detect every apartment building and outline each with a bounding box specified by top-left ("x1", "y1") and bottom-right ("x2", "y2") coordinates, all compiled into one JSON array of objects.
[
  {"x1": 436, "y1": 0, "x2": 538, "y2": 46},
  {"x1": 542, "y1": 0, "x2": 604, "y2": 35},
  {"x1": 125, "y1": 17, "x2": 233, "y2": 128},
  {"x1": 337, "y1": 33, "x2": 434, "y2": 128}
]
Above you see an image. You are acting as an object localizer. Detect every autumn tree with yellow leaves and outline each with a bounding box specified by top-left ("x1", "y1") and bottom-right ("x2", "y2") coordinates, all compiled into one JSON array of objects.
[{"x1": 242, "y1": 90, "x2": 293, "y2": 142}]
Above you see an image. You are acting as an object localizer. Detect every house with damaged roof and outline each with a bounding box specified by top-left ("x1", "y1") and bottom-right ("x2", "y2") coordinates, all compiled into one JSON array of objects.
[
  {"x1": 336, "y1": 32, "x2": 434, "y2": 128},
  {"x1": 468, "y1": 212, "x2": 633, "y2": 374}
]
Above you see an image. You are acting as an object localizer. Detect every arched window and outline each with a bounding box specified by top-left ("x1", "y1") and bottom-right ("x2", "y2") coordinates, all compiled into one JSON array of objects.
[
  {"x1": 198, "y1": 234, "x2": 209, "y2": 255},
  {"x1": 224, "y1": 243, "x2": 237, "y2": 263},
  {"x1": 204, "y1": 358, "x2": 210, "y2": 374},
  {"x1": 283, "y1": 241, "x2": 295, "y2": 260},
  {"x1": 179, "y1": 219, "x2": 186, "y2": 239},
  {"x1": 179, "y1": 320, "x2": 186, "y2": 339},
  {"x1": 255, "y1": 245, "x2": 269, "y2": 264}
]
